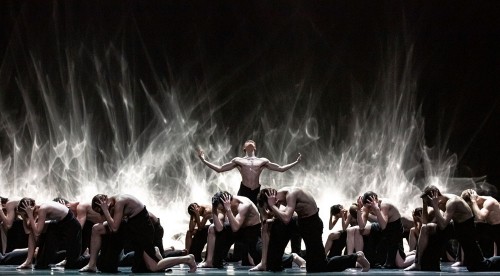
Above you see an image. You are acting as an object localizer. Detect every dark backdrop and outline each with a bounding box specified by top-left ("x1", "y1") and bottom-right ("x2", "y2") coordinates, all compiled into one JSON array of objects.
[{"x1": 1, "y1": 1, "x2": 499, "y2": 187}]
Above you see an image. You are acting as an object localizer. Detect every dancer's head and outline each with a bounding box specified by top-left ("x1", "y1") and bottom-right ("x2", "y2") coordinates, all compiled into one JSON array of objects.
[
  {"x1": 243, "y1": 140, "x2": 256, "y2": 153},
  {"x1": 212, "y1": 191, "x2": 232, "y2": 211},
  {"x1": 188, "y1": 202, "x2": 199, "y2": 216},
  {"x1": 17, "y1": 197, "x2": 35, "y2": 217},
  {"x1": 330, "y1": 204, "x2": 343, "y2": 216},
  {"x1": 362, "y1": 191, "x2": 378, "y2": 205},
  {"x1": 92, "y1": 194, "x2": 108, "y2": 215},
  {"x1": 257, "y1": 188, "x2": 278, "y2": 208}
]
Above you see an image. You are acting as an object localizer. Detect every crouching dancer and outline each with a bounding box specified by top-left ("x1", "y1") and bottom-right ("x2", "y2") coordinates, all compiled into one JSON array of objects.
[
  {"x1": 17, "y1": 198, "x2": 84, "y2": 269},
  {"x1": 406, "y1": 185, "x2": 500, "y2": 271},
  {"x1": 249, "y1": 188, "x2": 306, "y2": 272},
  {"x1": 198, "y1": 192, "x2": 262, "y2": 268},
  {"x1": 264, "y1": 187, "x2": 369, "y2": 272},
  {"x1": 79, "y1": 194, "x2": 196, "y2": 273}
]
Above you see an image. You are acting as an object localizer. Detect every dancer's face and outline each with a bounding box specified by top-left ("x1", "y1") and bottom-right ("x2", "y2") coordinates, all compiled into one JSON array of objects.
[{"x1": 243, "y1": 141, "x2": 256, "y2": 152}]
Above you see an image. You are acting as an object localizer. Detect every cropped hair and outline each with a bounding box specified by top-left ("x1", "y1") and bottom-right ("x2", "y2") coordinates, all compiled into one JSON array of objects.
[
  {"x1": 330, "y1": 204, "x2": 343, "y2": 216},
  {"x1": 17, "y1": 197, "x2": 35, "y2": 215},
  {"x1": 362, "y1": 191, "x2": 378, "y2": 205},
  {"x1": 92, "y1": 194, "x2": 108, "y2": 215},
  {"x1": 257, "y1": 188, "x2": 277, "y2": 208},
  {"x1": 349, "y1": 203, "x2": 358, "y2": 217},
  {"x1": 420, "y1": 185, "x2": 442, "y2": 199},
  {"x1": 460, "y1": 190, "x2": 472, "y2": 203},
  {"x1": 212, "y1": 191, "x2": 232, "y2": 210},
  {"x1": 53, "y1": 197, "x2": 69, "y2": 205},
  {"x1": 243, "y1": 140, "x2": 256, "y2": 152},
  {"x1": 0, "y1": 197, "x2": 8, "y2": 205},
  {"x1": 413, "y1": 207, "x2": 423, "y2": 217},
  {"x1": 188, "y1": 203, "x2": 198, "y2": 216}
]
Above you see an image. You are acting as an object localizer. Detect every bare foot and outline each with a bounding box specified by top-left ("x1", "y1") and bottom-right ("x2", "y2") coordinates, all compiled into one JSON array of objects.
[
  {"x1": 404, "y1": 263, "x2": 420, "y2": 271},
  {"x1": 55, "y1": 259, "x2": 67, "y2": 267},
  {"x1": 451, "y1": 261, "x2": 463, "y2": 267},
  {"x1": 16, "y1": 262, "x2": 32, "y2": 270},
  {"x1": 154, "y1": 246, "x2": 163, "y2": 260},
  {"x1": 292, "y1": 253, "x2": 306, "y2": 268},
  {"x1": 79, "y1": 264, "x2": 97, "y2": 273},
  {"x1": 356, "y1": 251, "x2": 370, "y2": 272},
  {"x1": 197, "y1": 261, "x2": 212, "y2": 268},
  {"x1": 249, "y1": 262, "x2": 266, "y2": 271},
  {"x1": 186, "y1": 254, "x2": 197, "y2": 273}
]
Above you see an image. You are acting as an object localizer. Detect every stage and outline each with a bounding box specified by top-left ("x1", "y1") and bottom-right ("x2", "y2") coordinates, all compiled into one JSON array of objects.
[{"x1": 0, "y1": 263, "x2": 498, "y2": 275}]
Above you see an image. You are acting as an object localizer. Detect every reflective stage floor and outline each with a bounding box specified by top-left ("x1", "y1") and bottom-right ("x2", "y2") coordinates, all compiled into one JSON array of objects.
[{"x1": 0, "y1": 263, "x2": 499, "y2": 275}]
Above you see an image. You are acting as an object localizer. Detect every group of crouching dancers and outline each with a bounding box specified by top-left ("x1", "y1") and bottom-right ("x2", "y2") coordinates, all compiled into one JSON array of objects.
[
  {"x1": 185, "y1": 184, "x2": 500, "y2": 273},
  {"x1": 2, "y1": 184, "x2": 500, "y2": 273}
]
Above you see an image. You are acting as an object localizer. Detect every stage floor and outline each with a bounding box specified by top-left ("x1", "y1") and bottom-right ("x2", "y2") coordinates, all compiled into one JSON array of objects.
[{"x1": 0, "y1": 263, "x2": 499, "y2": 275}]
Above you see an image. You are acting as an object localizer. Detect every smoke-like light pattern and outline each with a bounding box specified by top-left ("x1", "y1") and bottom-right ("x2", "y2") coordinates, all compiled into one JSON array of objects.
[{"x1": 0, "y1": 23, "x2": 469, "y2": 249}]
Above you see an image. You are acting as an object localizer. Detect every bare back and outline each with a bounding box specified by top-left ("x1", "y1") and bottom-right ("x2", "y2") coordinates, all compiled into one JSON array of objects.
[
  {"x1": 444, "y1": 194, "x2": 473, "y2": 224},
  {"x1": 77, "y1": 202, "x2": 105, "y2": 226},
  {"x1": 39, "y1": 201, "x2": 70, "y2": 221},
  {"x1": 111, "y1": 194, "x2": 145, "y2": 219},
  {"x1": 284, "y1": 187, "x2": 318, "y2": 218},
  {"x1": 233, "y1": 195, "x2": 261, "y2": 227},
  {"x1": 379, "y1": 199, "x2": 401, "y2": 223},
  {"x1": 482, "y1": 196, "x2": 500, "y2": 225}
]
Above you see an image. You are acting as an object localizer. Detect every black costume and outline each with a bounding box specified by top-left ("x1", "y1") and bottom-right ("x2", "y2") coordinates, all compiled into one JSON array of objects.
[
  {"x1": 327, "y1": 230, "x2": 347, "y2": 258},
  {"x1": 266, "y1": 217, "x2": 301, "y2": 271},
  {"x1": 35, "y1": 211, "x2": 84, "y2": 269},
  {"x1": 297, "y1": 211, "x2": 357, "y2": 272},
  {"x1": 4, "y1": 219, "x2": 29, "y2": 253},
  {"x1": 453, "y1": 217, "x2": 500, "y2": 271},
  {"x1": 189, "y1": 224, "x2": 209, "y2": 262},
  {"x1": 212, "y1": 223, "x2": 262, "y2": 268},
  {"x1": 123, "y1": 207, "x2": 160, "y2": 273},
  {"x1": 377, "y1": 218, "x2": 406, "y2": 268},
  {"x1": 475, "y1": 222, "x2": 500, "y2": 258}
]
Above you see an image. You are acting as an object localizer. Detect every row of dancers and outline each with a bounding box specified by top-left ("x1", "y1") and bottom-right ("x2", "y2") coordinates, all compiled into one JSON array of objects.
[{"x1": 0, "y1": 139, "x2": 499, "y2": 273}]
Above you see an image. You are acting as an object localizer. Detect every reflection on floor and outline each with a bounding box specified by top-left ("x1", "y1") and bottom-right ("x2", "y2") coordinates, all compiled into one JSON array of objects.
[{"x1": 0, "y1": 262, "x2": 498, "y2": 275}]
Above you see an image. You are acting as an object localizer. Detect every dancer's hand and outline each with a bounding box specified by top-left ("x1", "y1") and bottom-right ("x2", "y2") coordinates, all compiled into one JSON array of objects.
[
  {"x1": 468, "y1": 189, "x2": 478, "y2": 202},
  {"x1": 97, "y1": 196, "x2": 109, "y2": 214},
  {"x1": 357, "y1": 196, "x2": 364, "y2": 209},
  {"x1": 296, "y1": 153, "x2": 302, "y2": 163},
  {"x1": 222, "y1": 193, "x2": 231, "y2": 212},
  {"x1": 197, "y1": 149, "x2": 206, "y2": 161},
  {"x1": 266, "y1": 190, "x2": 278, "y2": 207},
  {"x1": 428, "y1": 190, "x2": 440, "y2": 208},
  {"x1": 341, "y1": 209, "x2": 348, "y2": 219},
  {"x1": 365, "y1": 196, "x2": 379, "y2": 211},
  {"x1": 19, "y1": 201, "x2": 34, "y2": 219}
]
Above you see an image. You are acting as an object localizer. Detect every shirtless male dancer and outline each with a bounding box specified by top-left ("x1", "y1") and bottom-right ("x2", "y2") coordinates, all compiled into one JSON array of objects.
[
  {"x1": 0, "y1": 196, "x2": 28, "y2": 254},
  {"x1": 52, "y1": 197, "x2": 105, "y2": 267},
  {"x1": 357, "y1": 191, "x2": 414, "y2": 269},
  {"x1": 264, "y1": 187, "x2": 370, "y2": 272},
  {"x1": 198, "y1": 140, "x2": 301, "y2": 204},
  {"x1": 198, "y1": 140, "x2": 301, "y2": 262},
  {"x1": 198, "y1": 192, "x2": 262, "y2": 268},
  {"x1": 17, "y1": 198, "x2": 83, "y2": 269},
  {"x1": 324, "y1": 204, "x2": 357, "y2": 258},
  {"x1": 186, "y1": 202, "x2": 212, "y2": 262},
  {"x1": 462, "y1": 189, "x2": 500, "y2": 256},
  {"x1": 80, "y1": 194, "x2": 196, "y2": 273},
  {"x1": 250, "y1": 188, "x2": 306, "y2": 272}
]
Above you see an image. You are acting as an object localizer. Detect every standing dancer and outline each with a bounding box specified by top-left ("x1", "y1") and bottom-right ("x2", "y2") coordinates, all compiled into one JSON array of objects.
[{"x1": 198, "y1": 140, "x2": 301, "y2": 262}]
